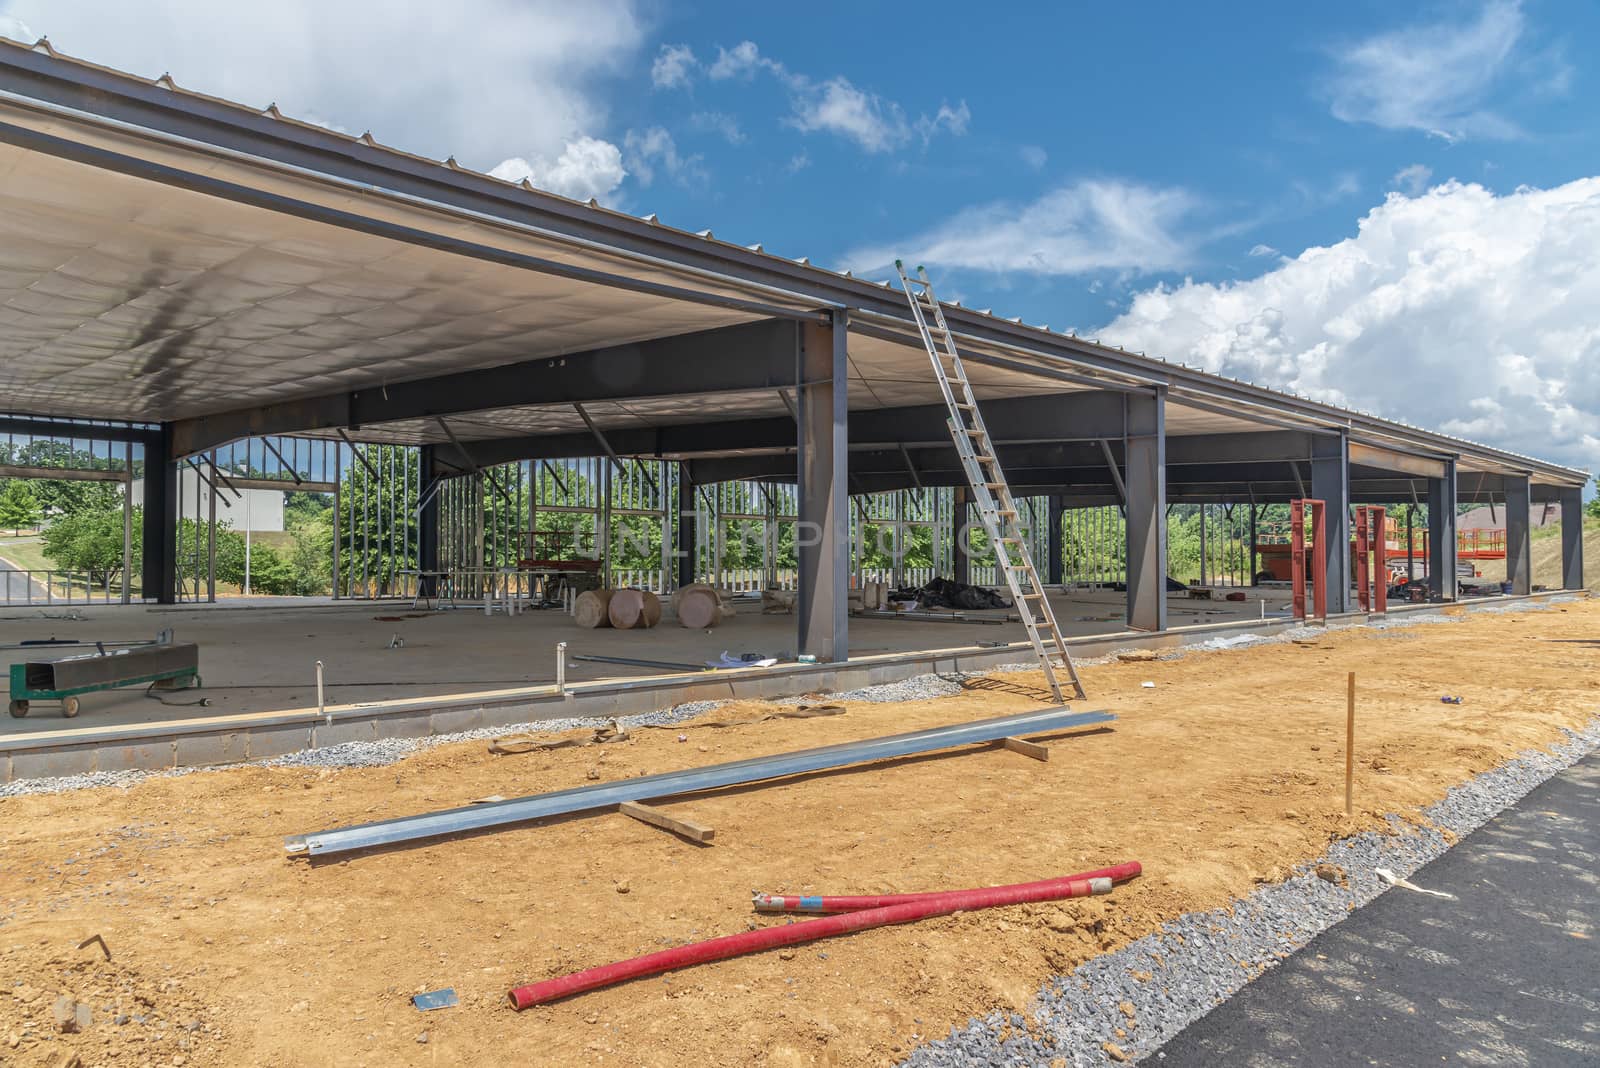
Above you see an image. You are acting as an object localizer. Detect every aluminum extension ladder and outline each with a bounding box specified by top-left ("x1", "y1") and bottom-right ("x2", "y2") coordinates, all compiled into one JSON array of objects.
[{"x1": 895, "y1": 260, "x2": 1086, "y2": 702}]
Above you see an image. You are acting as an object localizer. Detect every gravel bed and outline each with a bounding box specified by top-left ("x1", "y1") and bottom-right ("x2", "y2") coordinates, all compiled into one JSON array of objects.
[
  {"x1": 900, "y1": 715, "x2": 1600, "y2": 1068},
  {"x1": 0, "y1": 699, "x2": 735, "y2": 794},
  {"x1": 777, "y1": 674, "x2": 970, "y2": 705}
]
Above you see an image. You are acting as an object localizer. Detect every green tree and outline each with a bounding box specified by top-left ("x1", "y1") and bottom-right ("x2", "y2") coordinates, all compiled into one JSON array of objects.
[
  {"x1": 40, "y1": 505, "x2": 137, "y2": 585},
  {"x1": 0, "y1": 481, "x2": 41, "y2": 533},
  {"x1": 0, "y1": 440, "x2": 124, "y2": 517},
  {"x1": 285, "y1": 509, "x2": 334, "y2": 595},
  {"x1": 339, "y1": 445, "x2": 418, "y2": 595}
]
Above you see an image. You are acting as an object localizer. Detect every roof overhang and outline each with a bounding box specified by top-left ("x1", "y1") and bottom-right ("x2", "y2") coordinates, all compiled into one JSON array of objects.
[{"x1": 0, "y1": 38, "x2": 1587, "y2": 489}]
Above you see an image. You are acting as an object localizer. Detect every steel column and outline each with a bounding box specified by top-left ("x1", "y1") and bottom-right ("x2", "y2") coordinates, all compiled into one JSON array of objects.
[
  {"x1": 1124, "y1": 391, "x2": 1167, "y2": 631},
  {"x1": 1047, "y1": 494, "x2": 1065, "y2": 585},
  {"x1": 797, "y1": 310, "x2": 849, "y2": 663},
  {"x1": 417, "y1": 445, "x2": 440, "y2": 597},
  {"x1": 1504, "y1": 474, "x2": 1532, "y2": 596},
  {"x1": 1310, "y1": 432, "x2": 1351, "y2": 613},
  {"x1": 140, "y1": 423, "x2": 178, "y2": 604},
  {"x1": 951, "y1": 486, "x2": 971, "y2": 584},
  {"x1": 677, "y1": 467, "x2": 696, "y2": 590},
  {"x1": 1558, "y1": 485, "x2": 1584, "y2": 590},
  {"x1": 1428, "y1": 460, "x2": 1458, "y2": 601}
]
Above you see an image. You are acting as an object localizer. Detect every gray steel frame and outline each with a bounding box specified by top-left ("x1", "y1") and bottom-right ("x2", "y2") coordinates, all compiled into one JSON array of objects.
[{"x1": 285, "y1": 706, "x2": 1114, "y2": 857}]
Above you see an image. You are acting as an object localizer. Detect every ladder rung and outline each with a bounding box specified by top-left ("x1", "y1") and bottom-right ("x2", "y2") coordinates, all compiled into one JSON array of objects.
[{"x1": 899, "y1": 260, "x2": 1082, "y2": 707}]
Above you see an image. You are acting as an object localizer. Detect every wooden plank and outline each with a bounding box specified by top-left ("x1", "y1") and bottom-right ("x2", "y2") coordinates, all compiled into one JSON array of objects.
[
  {"x1": 619, "y1": 800, "x2": 715, "y2": 843},
  {"x1": 1000, "y1": 736, "x2": 1049, "y2": 762}
]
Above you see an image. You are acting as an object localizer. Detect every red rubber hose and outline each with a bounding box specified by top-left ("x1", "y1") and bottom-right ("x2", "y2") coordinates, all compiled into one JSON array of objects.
[
  {"x1": 751, "y1": 861, "x2": 1143, "y2": 913},
  {"x1": 509, "y1": 868, "x2": 1133, "y2": 1009}
]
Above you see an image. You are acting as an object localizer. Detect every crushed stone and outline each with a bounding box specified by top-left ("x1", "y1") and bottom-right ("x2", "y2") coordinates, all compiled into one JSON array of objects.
[{"x1": 900, "y1": 715, "x2": 1600, "y2": 1067}]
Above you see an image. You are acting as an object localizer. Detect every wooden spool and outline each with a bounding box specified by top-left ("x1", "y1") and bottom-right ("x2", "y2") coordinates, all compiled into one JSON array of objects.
[
  {"x1": 670, "y1": 582, "x2": 712, "y2": 618},
  {"x1": 676, "y1": 584, "x2": 728, "y2": 630},
  {"x1": 608, "y1": 588, "x2": 662, "y2": 630},
  {"x1": 574, "y1": 588, "x2": 615, "y2": 629}
]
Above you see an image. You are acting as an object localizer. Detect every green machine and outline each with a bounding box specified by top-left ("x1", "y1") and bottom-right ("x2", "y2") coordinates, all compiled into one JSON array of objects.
[{"x1": 8, "y1": 634, "x2": 201, "y2": 718}]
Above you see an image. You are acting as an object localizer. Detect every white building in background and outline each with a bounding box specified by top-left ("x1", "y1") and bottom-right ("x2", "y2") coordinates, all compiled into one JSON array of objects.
[{"x1": 131, "y1": 469, "x2": 286, "y2": 532}]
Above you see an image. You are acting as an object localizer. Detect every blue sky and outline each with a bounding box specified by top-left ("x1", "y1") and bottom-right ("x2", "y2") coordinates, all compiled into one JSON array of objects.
[
  {"x1": 619, "y1": 1, "x2": 1588, "y2": 327},
  {"x1": 2, "y1": 0, "x2": 1598, "y2": 476}
]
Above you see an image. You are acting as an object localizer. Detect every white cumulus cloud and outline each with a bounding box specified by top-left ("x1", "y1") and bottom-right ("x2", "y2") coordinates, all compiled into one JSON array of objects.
[
  {"x1": 490, "y1": 137, "x2": 626, "y2": 201},
  {"x1": 1392, "y1": 163, "x2": 1434, "y2": 195},
  {"x1": 1099, "y1": 178, "x2": 1600, "y2": 473},
  {"x1": 845, "y1": 180, "x2": 1200, "y2": 276},
  {"x1": 621, "y1": 126, "x2": 706, "y2": 189},
  {"x1": 651, "y1": 43, "x2": 696, "y2": 90},
  {"x1": 788, "y1": 76, "x2": 910, "y2": 153},
  {"x1": 1326, "y1": 0, "x2": 1527, "y2": 141},
  {"x1": 701, "y1": 39, "x2": 967, "y2": 154},
  {"x1": 0, "y1": 0, "x2": 643, "y2": 171}
]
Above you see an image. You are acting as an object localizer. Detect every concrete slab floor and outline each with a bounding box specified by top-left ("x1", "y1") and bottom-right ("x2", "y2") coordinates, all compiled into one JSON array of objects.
[{"x1": 0, "y1": 587, "x2": 1295, "y2": 732}]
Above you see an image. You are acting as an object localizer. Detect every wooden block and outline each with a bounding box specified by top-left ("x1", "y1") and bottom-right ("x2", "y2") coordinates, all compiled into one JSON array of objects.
[
  {"x1": 1000, "y1": 736, "x2": 1049, "y2": 761},
  {"x1": 619, "y1": 801, "x2": 715, "y2": 843}
]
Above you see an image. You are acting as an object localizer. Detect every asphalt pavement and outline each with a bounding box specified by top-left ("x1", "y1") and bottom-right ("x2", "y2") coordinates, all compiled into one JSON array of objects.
[{"x1": 1154, "y1": 751, "x2": 1600, "y2": 1066}]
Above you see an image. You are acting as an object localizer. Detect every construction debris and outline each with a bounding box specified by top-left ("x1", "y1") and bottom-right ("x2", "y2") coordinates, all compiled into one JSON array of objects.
[
  {"x1": 75, "y1": 933, "x2": 111, "y2": 961},
  {"x1": 751, "y1": 862, "x2": 1141, "y2": 914},
  {"x1": 1000, "y1": 736, "x2": 1050, "y2": 761},
  {"x1": 411, "y1": 988, "x2": 459, "y2": 1011},
  {"x1": 889, "y1": 577, "x2": 1010, "y2": 611},
  {"x1": 619, "y1": 800, "x2": 714, "y2": 843},
  {"x1": 285, "y1": 707, "x2": 1114, "y2": 858},
  {"x1": 488, "y1": 705, "x2": 847, "y2": 755},
  {"x1": 508, "y1": 864, "x2": 1137, "y2": 1008}
]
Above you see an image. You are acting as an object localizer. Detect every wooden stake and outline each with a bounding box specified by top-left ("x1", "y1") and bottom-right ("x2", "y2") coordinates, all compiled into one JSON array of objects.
[
  {"x1": 1000, "y1": 737, "x2": 1050, "y2": 762},
  {"x1": 1345, "y1": 670, "x2": 1356, "y2": 816},
  {"x1": 619, "y1": 801, "x2": 715, "y2": 843}
]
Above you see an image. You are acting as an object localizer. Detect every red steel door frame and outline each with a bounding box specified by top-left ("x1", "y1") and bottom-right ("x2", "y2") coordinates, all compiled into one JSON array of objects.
[
  {"x1": 1290, "y1": 498, "x2": 1327, "y2": 621},
  {"x1": 1353, "y1": 505, "x2": 1389, "y2": 614},
  {"x1": 1355, "y1": 507, "x2": 1370, "y2": 612},
  {"x1": 1369, "y1": 506, "x2": 1387, "y2": 613}
]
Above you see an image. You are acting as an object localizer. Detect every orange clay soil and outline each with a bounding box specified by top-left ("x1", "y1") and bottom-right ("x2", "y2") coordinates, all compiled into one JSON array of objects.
[{"x1": 2, "y1": 598, "x2": 1597, "y2": 1067}]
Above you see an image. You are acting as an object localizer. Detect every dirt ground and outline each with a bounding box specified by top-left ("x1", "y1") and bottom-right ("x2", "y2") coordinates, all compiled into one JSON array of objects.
[{"x1": 2, "y1": 597, "x2": 1597, "y2": 1067}]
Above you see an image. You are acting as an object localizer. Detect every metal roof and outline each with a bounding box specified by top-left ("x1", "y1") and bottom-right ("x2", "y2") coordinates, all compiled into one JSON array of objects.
[{"x1": 0, "y1": 36, "x2": 1586, "y2": 486}]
